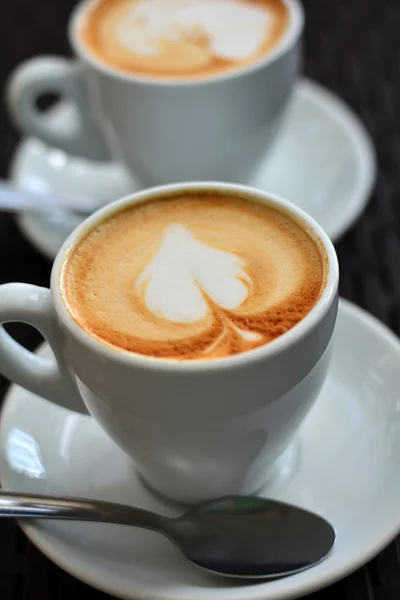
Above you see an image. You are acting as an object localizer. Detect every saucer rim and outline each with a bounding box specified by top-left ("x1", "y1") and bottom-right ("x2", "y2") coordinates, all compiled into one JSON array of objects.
[
  {"x1": 14, "y1": 77, "x2": 376, "y2": 261},
  {"x1": 298, "y1": 79, "x2": 376, "y2": 241},
  {"x1": 2, "y1": 298, "x2": 400, "y2": 600}
]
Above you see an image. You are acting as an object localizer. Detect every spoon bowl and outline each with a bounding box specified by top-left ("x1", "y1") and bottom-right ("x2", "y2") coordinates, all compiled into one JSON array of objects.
[{"x1": 171, "y1": 497, "x2": 335, "y2": 578}]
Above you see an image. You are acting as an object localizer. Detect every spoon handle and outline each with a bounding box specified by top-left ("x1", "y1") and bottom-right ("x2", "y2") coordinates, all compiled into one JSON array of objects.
[
  {"x1": 0, "y1": 491, "x2": 167, "y2": 531},
  {"x1": 0, "y1": 181, "x2": 96, "y2": 215}
]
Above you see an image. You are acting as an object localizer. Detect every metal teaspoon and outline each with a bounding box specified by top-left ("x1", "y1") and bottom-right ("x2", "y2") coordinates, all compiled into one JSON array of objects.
[
  {"x1": 0, "y1": 181, "x2": 97, "y2": 215},
  {"x1": 0, "y1": 491, "x2": 335, "y2": 579}
]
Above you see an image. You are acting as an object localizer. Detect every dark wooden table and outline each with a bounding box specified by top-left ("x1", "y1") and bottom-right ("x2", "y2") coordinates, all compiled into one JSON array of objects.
[{"x1": 1, "y1": 0, "x2": 400, "y2": 598}]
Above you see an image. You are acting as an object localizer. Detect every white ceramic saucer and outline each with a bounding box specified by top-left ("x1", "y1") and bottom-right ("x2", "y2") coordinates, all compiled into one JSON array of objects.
[
  {"x1": 1, "y1": 298, "x2": 399, "y2": 599},
  {"x1": 9, "y1": 101, "x2": 135, "y2": 260},
  {"x1": 11, "y1": 78, "x2": 376, "y2": 260}
]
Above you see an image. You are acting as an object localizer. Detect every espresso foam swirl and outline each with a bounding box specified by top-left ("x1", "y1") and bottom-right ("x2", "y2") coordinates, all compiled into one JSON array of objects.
[
  {"x1": 62, "y1": 193, "x2": 325, "y2": 361},
  {"x1": 81, "y1": 0, "x2": 289, "y2": 79}
]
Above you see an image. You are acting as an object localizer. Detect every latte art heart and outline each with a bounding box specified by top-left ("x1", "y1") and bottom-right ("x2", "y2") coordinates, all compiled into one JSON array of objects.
[
  {"x1": 62, "y1": 193, "x2": 325, "y2": 361},
  {"x1": 114, "y1": 0, "x2": 271, "y2": 61},
  {"x1": 136, "y1": 224, "x2": 251, "y2": 323},
  {"x1": 80, "y1": 0, "x2": 289, "y2": 80}
]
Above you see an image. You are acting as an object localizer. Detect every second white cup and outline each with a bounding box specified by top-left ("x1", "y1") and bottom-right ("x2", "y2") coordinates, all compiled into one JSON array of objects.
[{"x1": 7, "y1": 0, "x2": 304, "y2": 188}]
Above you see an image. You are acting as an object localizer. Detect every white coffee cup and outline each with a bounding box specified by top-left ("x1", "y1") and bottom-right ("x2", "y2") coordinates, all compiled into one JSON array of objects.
[
  {"x1": 0, "y1": 183, "x2": 338, "y2": 503},
  {"x1": 6, "y1": 0, "x2": 304, "y2": 188}
]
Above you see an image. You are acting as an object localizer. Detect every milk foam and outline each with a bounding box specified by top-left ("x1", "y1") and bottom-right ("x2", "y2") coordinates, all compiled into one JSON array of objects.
[
  {"x1": 63, "y1": 194, "x2": 324, "y2": 361},
  {"x1": 136, "y1": 224, "x2": 250, "y2": 323},
  {"x1": 115, "y1": 0, "x2": 272, "y2": 61}
]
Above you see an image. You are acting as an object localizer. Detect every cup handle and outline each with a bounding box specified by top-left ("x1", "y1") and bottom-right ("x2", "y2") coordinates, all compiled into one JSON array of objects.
[
  {"x1": 6, "y1": 56, "x2": 111, "y2": 162},
  {"x1": 0, "y1": 283, "x2": 88, "y2": 414}
]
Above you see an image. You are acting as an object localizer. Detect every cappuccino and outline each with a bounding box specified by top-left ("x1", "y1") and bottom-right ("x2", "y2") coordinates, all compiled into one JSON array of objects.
[
  {"x1": 80, "y1": 0, "x2": 289, "y2": 80},
  {"x1": 61, "y1": 192, "x2": 325, "y2": 361}
]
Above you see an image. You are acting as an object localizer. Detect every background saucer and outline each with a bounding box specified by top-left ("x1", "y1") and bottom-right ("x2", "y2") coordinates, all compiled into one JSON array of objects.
[
  {"x1": 252, "y1": 79, "x2": 376, "y2": 241},
  {"x1": 11, "y1": 79, "x2": 376, "y2": 260},
  {"x1": 1, "y1": 299, "x2": 399, "y2": 600}
]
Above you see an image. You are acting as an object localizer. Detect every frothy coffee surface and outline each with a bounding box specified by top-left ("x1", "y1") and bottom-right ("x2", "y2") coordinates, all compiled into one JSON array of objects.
[
  {"x1": 80, "y1": 0, "x2": 289, "y2": 80},
  {"x1": 62, "y1": 193, "x2": 325, "y2": 361}
]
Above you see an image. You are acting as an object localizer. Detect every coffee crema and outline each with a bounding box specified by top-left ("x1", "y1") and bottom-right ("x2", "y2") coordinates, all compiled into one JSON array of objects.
[
  {"x1": 61, "y1": 193, "x2": 326, "y2": 361},
  {"x1": 80, "y1": 0, "x2": 289, "y2": 80}
]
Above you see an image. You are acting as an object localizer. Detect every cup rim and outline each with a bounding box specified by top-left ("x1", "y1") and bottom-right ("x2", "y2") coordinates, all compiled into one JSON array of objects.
[
  {"x1": 68, "y1": 0, "x2": 304, "y2": 87},
  {"x1": 52, "y1": 182, "x2": 339, "y2": 373}
]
